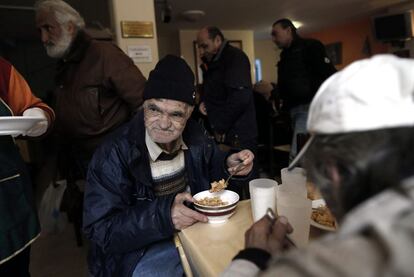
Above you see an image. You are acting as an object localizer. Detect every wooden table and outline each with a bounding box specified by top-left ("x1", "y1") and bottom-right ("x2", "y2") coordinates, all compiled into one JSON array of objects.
[
  {"x1": 177, "y1": 199, "x2": 329, "y2": 277},
  {"x1": 177, "y1": 200, "x2": 253, "y2": 277}
]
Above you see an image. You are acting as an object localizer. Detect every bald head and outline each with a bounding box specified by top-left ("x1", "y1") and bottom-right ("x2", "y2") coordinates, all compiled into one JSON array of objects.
[{"x1": 196, "y1": 26, "x2": 224, "y2": 62}]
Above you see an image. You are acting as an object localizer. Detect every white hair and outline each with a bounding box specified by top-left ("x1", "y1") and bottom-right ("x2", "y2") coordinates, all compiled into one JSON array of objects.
[{"x1": 35, "y1": 0, "x2": 85, "y2": 30}]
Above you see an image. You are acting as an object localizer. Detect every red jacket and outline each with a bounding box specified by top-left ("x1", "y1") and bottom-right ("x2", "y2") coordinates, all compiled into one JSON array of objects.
[{"x1": 0, "y1": 57, "x2": 55, "y2": 122}]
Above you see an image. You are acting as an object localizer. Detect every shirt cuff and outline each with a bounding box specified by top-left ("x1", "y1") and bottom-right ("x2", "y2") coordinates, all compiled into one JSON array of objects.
[
  {"x1": 233, "y1": 248, "x2": 271, "y2": 270},
  {"x1": 221, "y1": 259, "x2": 260, "y2": 277}
]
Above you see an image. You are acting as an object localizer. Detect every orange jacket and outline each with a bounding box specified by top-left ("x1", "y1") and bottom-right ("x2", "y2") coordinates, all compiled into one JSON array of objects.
[{"x1": 0, "y1": 57, "x2": 55, "y2": 123}]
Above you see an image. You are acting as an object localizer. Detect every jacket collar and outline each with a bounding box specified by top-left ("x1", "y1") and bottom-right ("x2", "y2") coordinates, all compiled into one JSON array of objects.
[
  {"x1": 61, "y1": 30, "x2": 92, "y2": 64},
  {"x1": 285, "y1": 35, "x2": 304, "y2": 50},
  {"x1": 127, "y1": 110, "x2": 147, "y2": 150},
  {"x1": 145, "y1": 130, "x2": 188, "y2": 161},
  {"x1": 126, "y1": 111, "x2": 205, "y2": 190},
  {"x1": 202, "y1": 40, "x2": 229, "y2": 72},
  {"x1": 212, "y1": 39, "x2": 228, "y2": 63}
]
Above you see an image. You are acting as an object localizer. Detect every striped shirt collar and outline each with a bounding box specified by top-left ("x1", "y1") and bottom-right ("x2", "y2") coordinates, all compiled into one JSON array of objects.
[{"x1": 145, "y1": 130, "x2": 188, "y2": 161}]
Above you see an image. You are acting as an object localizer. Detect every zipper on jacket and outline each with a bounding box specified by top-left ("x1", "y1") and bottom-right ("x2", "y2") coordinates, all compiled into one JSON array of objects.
[{"x1": 0, "y1": 174, "x2": 20, "y2": 183}]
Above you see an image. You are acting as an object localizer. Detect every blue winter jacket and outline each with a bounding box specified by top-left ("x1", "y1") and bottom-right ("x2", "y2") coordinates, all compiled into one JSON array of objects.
[{"x1": 83, "y1": 112, "x2": 233, "y2": 276}]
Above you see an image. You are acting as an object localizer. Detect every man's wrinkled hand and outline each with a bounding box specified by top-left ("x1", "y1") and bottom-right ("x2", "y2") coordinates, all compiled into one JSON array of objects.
[
  {"x1": 171, "y1": 192, "x2": 208, "y2": 230},
  {"x1": 244, "y1": 215, "x2": 294, "y2": 254},
  {"x1": 226, "y1": 150, "x2": 254, "y2": 176}
]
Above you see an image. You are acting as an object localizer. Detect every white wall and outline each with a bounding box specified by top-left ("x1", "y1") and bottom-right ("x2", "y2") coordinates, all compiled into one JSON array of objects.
[
  {"x1": 109, "y1": 0, "x2": 159, "y2": 78},
  {"x1": 254, "y1": 39, "x2": 280, "y2": 83},
  {"x1": 158, "y1": 31, "x2": 181, "y2": 58},
  {"x1": 179, "y1": 29, "x2": 256, "y2": 83}
]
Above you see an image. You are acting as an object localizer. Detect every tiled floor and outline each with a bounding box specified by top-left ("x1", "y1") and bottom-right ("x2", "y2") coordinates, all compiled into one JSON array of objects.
[
  {"x1": 29, "y1": 156, "x2": 89, "y2": 277},
  {"x1": 30, "y1": 222, "x2": 88, "y2": 277}
]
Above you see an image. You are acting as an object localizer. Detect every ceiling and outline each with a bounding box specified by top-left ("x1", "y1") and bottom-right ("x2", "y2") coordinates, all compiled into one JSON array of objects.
[
  {"x1": 154, "y1": 0, "x2": 414, "y2": 39},
  {"x1": 0, "y1": 0, "x2": 413, "y2": 41}
]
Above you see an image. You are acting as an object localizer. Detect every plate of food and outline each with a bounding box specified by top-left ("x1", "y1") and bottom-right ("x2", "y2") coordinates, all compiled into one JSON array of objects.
[
  {"x1": 0, "y1": 116, "x2": 45, "y2": 136},
  {"x1": 311, "y1": 199, "x2": 337, "y2": 231},
  {"x1": 307, "y1": 182, "x2": 322, "y2": 200}
]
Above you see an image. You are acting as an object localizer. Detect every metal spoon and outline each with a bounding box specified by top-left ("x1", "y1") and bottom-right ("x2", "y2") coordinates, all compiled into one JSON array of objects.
[
  {"x1": 266, "y1": 208, "x2": 296, "y2": 247},
  {"x1": 224, "y1": 161, "x2": 245, "y2": 187}
]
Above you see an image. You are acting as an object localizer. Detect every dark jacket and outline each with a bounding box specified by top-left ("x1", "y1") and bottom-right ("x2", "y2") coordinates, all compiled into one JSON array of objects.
[
  {"x1": 54, "y1": 31, "x2": 146, "y2": 158},
  {"x1": 83, "y1": 112, "x2": 235, "y2": 277},
  {"x1": 277, "y1": 37, "x2": 337, "y2": 110},
  {"x1": 0, "y1": 58, "x2": 54, "y2": 264},
  {"x1": 201, "y1": 41, "x2": 257, "y2": 148},
  {"x1": 0, "y1": 103, "x2": 39, "y2": 264}
]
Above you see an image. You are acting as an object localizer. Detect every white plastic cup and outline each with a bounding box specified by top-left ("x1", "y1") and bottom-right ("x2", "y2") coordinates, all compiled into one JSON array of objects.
[
  {"x1": 249, "y1": 178, "x2": 278, "y2": 222},
  {"x1": 277, "y1": 194, "x2": 312, "y2": 248},
  {"x1": 280, "y1": 167, "x2": 307, "y2": 198}
]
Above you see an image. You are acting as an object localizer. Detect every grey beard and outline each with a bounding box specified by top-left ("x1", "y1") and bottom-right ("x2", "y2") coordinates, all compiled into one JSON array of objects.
[{"x1": 45, "y1": 31, "x2": 72, "y2": 58}]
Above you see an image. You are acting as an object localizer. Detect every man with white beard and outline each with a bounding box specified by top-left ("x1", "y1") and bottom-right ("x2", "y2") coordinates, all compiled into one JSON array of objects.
[{"x1": 34, "y1": 0, "x2": 146, "y2": 175}]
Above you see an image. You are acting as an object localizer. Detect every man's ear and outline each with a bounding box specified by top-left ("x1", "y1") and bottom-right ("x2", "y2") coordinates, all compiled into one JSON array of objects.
[
  {"x1": 213, "y1": 36, "x2": 222, "y2": 47},
  {"x1": 328, "y1": 165, "x2": 341, "y2": 189},
  {"x1": 66, "y1": 21, "x2": 77, "y2": 38}
]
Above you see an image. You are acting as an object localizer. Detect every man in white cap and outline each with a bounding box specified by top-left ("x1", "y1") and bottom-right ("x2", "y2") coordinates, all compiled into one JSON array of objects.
[{"x1": 222, "y1": 54, "x2": 414, "y2": 276}]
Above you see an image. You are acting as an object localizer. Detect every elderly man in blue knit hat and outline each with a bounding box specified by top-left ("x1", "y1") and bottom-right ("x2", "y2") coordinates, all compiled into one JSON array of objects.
[{"x1": 83, "y1": 55, "x2": 254, "y2": 277}]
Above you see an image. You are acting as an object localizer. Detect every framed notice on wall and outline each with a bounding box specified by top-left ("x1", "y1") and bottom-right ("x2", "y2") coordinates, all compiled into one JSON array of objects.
[
  {"x1": 127, "y1": 45, "x2": 152, "y2": 63},
  {"x1": 121, "y1": 21, "x2": 154, "y2": 38}
]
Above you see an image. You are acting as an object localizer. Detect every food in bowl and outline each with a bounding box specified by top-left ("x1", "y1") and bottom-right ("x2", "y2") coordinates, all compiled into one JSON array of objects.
[
  {"x1": 193, "y1": 190, "x2": 240, "y2": 224},
  {"x1": 195, "y1": 196, "x2": 228, "y2": 207},
  {"x1": 209, "y1": 179, "x2": 227, "y2": 193}
]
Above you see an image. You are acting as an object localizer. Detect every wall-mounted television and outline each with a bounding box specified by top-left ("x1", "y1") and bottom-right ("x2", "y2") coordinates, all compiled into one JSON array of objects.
[{"x1": 373, "y1": 11, "x2": 414, "y2": 41}]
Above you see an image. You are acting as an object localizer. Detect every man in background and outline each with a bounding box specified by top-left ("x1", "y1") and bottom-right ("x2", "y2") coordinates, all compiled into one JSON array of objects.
[
  {"x1": 0, "y1": 57, "x2": 54, "y2": 276},
  {"x1": 34, "y1": 0, "x2": 146, "y2": 174},
  {"x1": 223, "y1": 55, "x2": 414, "y2": 276},
  {"x1": 255, "y1": 18, "x2": 336, "y2": 161},
  {"x1": 196, "y1": 26, "x2": 257, "y2": 154}
]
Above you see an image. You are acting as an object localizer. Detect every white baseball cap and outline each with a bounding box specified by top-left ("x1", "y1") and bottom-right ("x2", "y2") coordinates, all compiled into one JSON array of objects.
[{"x1": 289, "y1": 54, "x2": 414, "y2": 170}]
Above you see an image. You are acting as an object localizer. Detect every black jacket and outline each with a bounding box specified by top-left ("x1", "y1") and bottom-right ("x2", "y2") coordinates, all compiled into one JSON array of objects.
[
  {"x1": 201, "y1": 42, "x2": 257, "y2": 147},
  {"x1": 83, "y1": 112, "x2": 243, "y2": 276},
  {"x1": 277, "y1": 37, "x2": 337, "y2": 110}
]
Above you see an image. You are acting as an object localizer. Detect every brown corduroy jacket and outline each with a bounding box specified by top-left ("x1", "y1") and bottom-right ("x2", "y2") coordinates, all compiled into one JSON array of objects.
[{"x1": 54, "y1": 31, "x2": 146, "y2": 156}]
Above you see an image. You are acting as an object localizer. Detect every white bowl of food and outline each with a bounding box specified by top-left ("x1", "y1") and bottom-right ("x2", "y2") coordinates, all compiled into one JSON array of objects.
[{"x1": 193, "y1": 190, "x2": 239, "y2": 224}]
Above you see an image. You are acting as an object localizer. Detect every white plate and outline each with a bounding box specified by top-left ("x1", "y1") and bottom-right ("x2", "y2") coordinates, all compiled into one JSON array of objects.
[
  {"x1": 0, "y1": 116, "x2": 45, "y2": 136},
  {"x1": 312, "y1": 199, "x2": 326, "y2": 209},
  {"x1": 310, "y1": 199, "x2": 336, "y2": 231}
]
